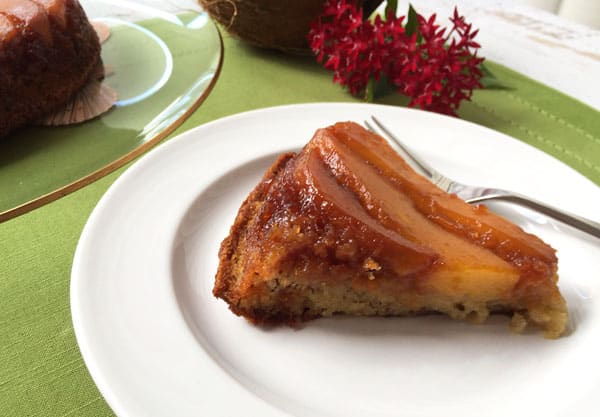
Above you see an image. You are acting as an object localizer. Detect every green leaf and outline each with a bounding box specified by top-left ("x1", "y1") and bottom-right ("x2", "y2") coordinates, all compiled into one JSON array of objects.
[
  {"x1": 385, "y1": 0, "x2": 398, "y2": 18},
  {"x1": 364, "y1": 0, "x2": 386, "y2": 20},
  {"x1": 364, "y1": 76, "x2": 398, "y2": 101},
  {"x1": 479, "y1": 63, "x2": 511, "y2": 89},
  {"x1": 405, "y1": 4, "x2": 419, "y2": 37},
  {"x1": 480, "y1": 75, "x2": 511, "y2": 90},
  {"x1": 365, "y1": 77, "x2": 376, "y2": 102},
  {"x1": 480, "y1": 62, "x2": 495, "y2": 78}
]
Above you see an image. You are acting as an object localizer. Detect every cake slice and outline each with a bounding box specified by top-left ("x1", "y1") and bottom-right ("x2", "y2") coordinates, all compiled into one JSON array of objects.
[{"x1": 214, "y1": 121, "x2": 568, "y2": 338}]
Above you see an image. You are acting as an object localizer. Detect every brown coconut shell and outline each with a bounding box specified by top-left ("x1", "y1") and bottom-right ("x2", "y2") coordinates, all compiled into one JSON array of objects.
[{"x1": 199, "y1": 0, "x2": 383, "y2": 53}]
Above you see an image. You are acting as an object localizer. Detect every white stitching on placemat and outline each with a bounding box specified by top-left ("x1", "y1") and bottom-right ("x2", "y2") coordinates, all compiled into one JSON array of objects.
[
  {"x1": 500, "y1": 91, "x2": 600, "y2": 147},
  {"x1": 470, "y1": 100, "x2": 600, "y2": 174}
]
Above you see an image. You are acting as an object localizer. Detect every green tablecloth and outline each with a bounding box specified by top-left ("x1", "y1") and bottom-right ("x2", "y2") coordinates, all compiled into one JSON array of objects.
[{"x1": 2, "y1": 31, "x2": 600, "y2": 417}]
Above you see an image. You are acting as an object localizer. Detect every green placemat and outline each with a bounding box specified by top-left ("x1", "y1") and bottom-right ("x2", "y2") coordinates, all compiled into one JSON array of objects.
[{"x1": 1, "y1": 31, "x2": 599, "y2": 417}]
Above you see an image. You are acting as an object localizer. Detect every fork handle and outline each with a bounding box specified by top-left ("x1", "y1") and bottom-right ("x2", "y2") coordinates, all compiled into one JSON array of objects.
[{"x1": 469, "y1": 192, "x2": 600, "y2": 239}]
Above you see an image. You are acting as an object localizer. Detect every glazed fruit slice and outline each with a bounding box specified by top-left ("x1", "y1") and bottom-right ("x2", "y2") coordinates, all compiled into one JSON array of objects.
[{"x1": 214, "y1": 121, "x2": 568, "y2": 338}]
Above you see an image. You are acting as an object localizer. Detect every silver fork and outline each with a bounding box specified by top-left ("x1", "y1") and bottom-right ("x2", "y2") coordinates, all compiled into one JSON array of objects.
[{"x1": 365, "y1": 116, "x2": 600, "y2": 239}]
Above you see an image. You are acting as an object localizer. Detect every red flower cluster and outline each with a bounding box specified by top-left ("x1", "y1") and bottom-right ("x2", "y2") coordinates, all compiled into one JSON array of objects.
[{"x1": 308, "y1": 1, "x2": 484, "y2": 116}]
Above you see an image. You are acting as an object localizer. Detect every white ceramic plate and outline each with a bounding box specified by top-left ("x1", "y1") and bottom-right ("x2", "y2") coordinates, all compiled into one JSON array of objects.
[{"x1": 71, "y1": 103, "x2": 600, "y2": 417}]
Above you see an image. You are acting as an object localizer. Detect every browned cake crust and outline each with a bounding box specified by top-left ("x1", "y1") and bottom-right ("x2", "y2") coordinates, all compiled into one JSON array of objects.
[
  {"x1": 0, "y1": 0, "x2": 101, "y2": 137},
  {"x1": 215, "y1": 153, "x2": 298, "y2": 323},
  {"x1": 214, "y1": 122, "x2": 568, "y2": 337}
]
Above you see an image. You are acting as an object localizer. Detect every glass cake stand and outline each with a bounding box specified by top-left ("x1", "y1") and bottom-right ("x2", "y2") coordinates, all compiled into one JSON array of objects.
[{"x1": 0, "y1": 0, "x2": 223, "y2": 222}]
